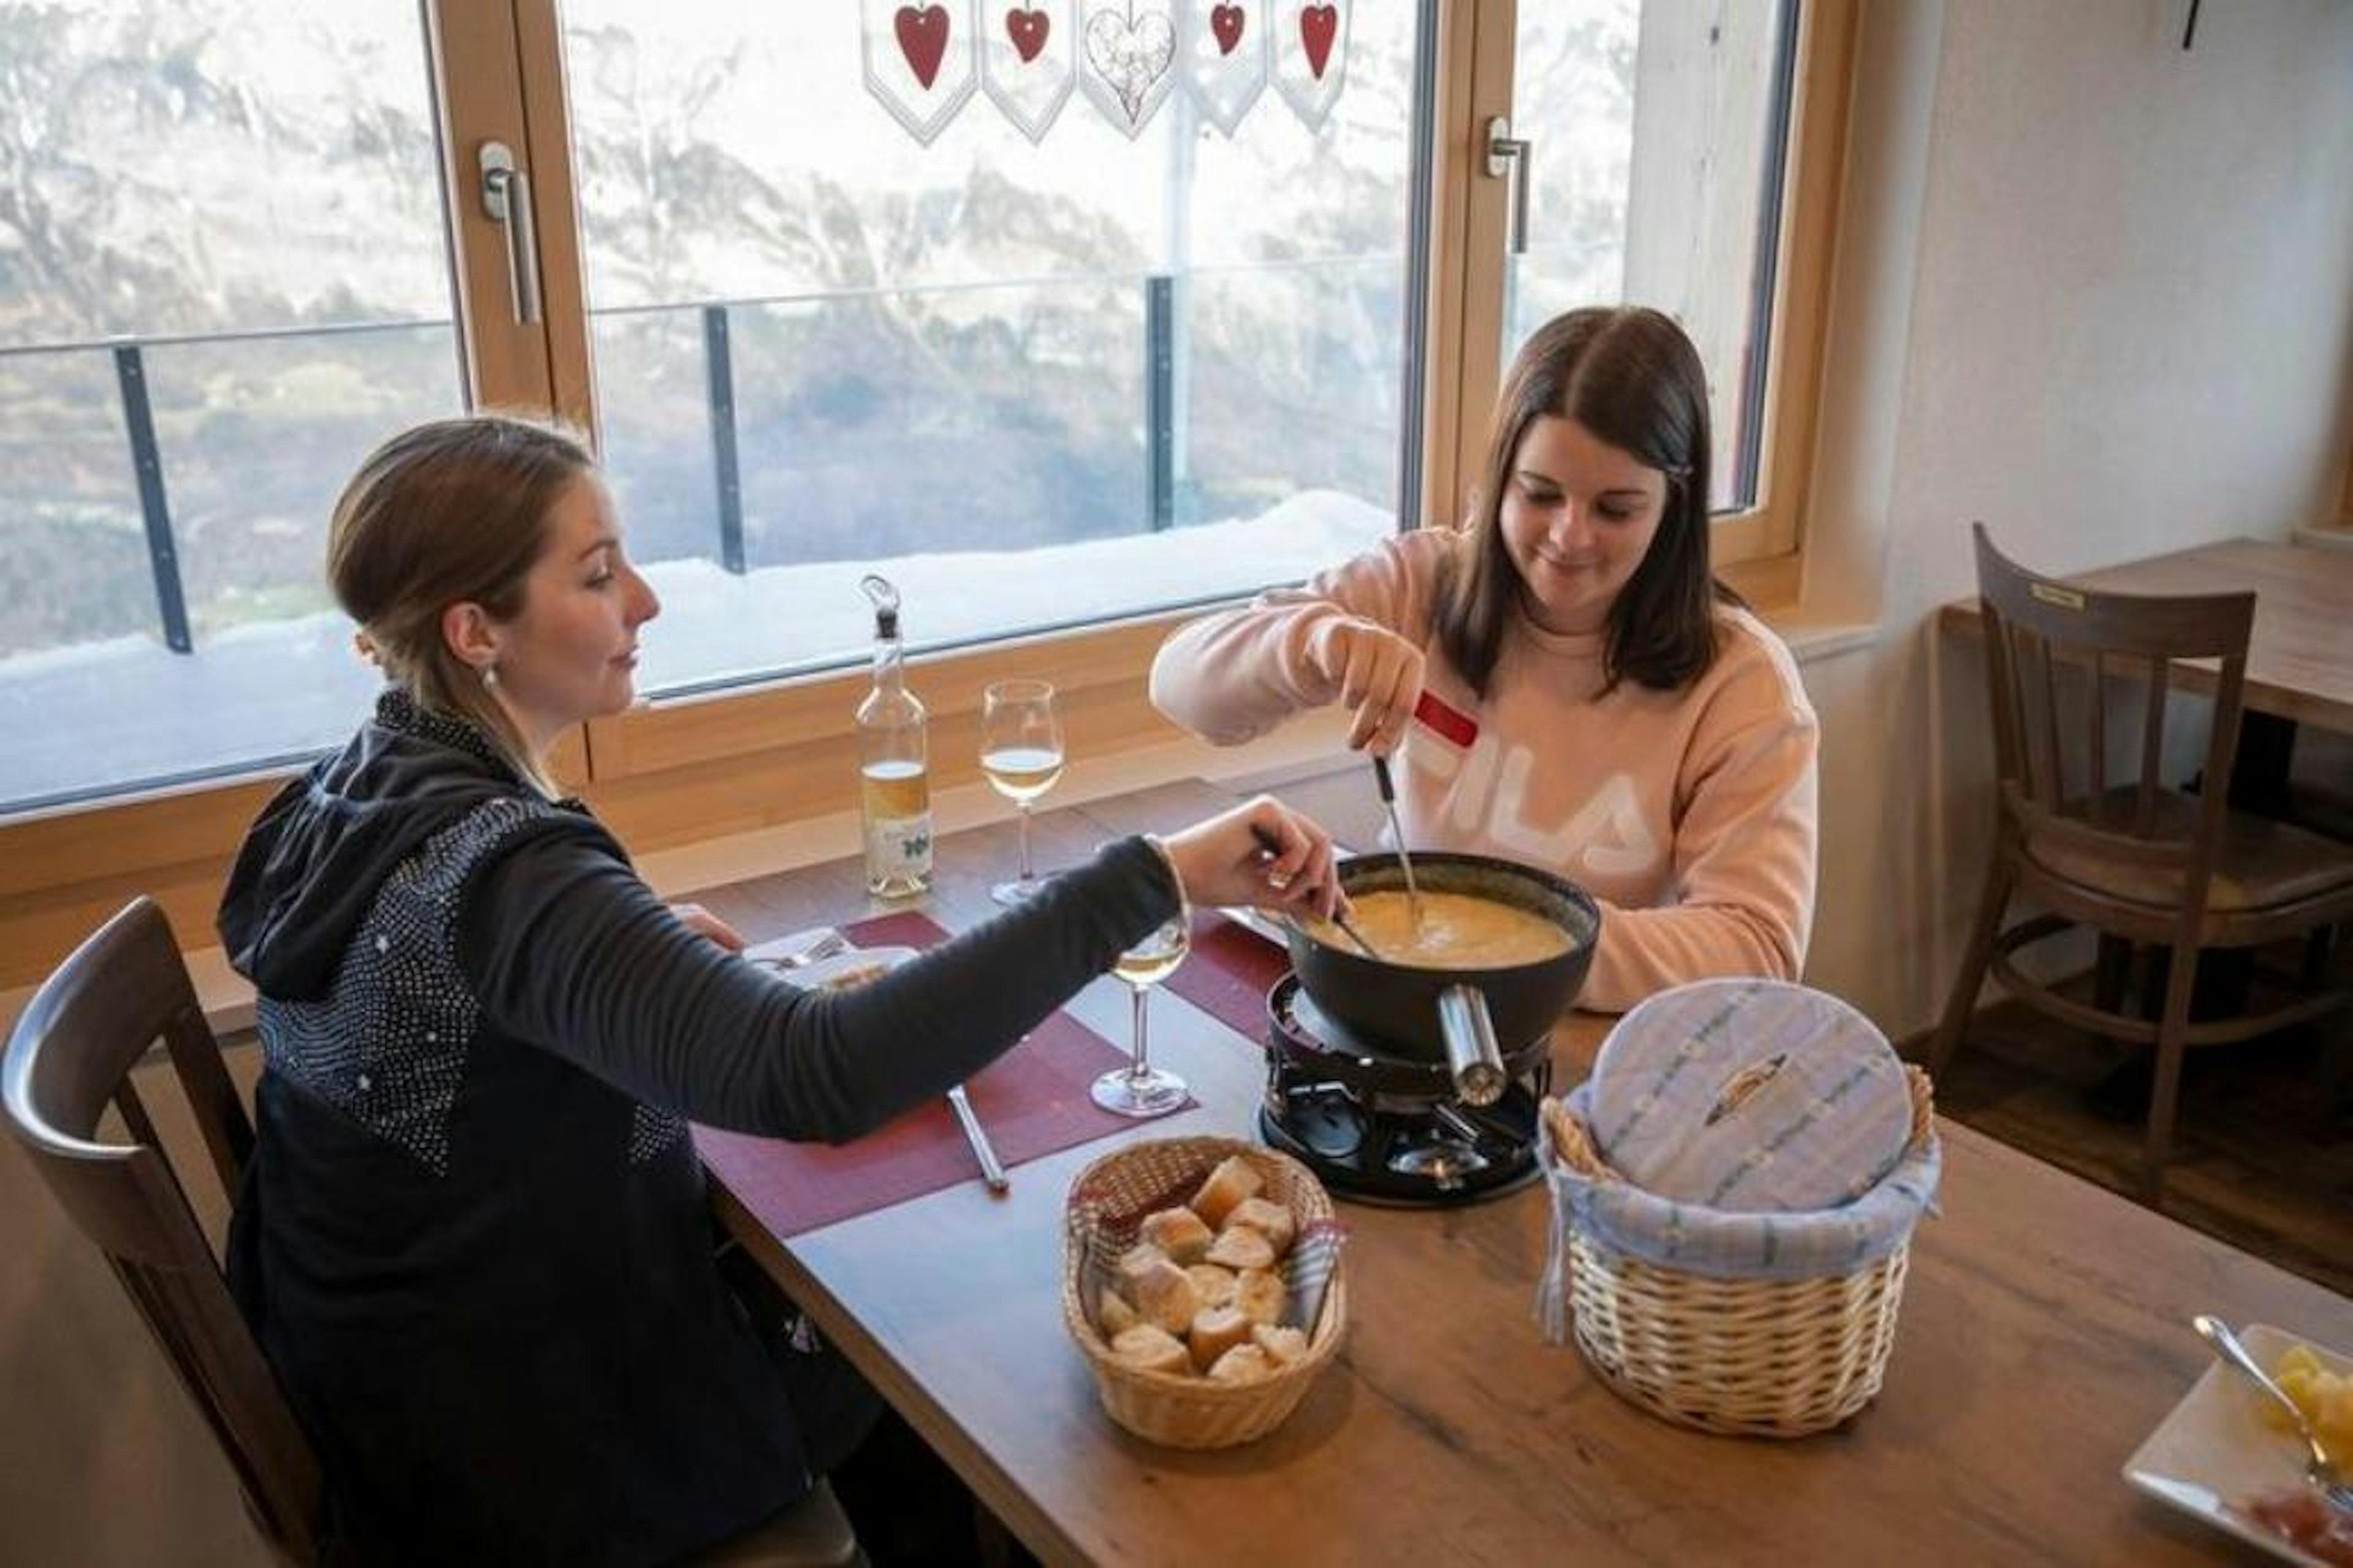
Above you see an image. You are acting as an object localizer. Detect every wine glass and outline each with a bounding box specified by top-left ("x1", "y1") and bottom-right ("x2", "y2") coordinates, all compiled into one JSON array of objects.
[
  {"x1": 1091, "y1": 915, "x2": 1191, "y2": 1118},
  {"x1": 980, "y1": 678, "x2": 1065, "y2": 906}
]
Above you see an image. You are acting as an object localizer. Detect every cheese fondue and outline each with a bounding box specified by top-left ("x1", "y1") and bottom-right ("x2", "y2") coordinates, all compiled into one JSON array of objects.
[{"x1": 1311, "y1": 890, "x2": 1570, "y2": 969}]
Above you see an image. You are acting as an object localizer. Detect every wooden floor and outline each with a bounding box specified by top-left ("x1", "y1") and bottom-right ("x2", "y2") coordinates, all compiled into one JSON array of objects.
[{"x1": 1933, "y1": 985, "x2": 2353, "y2": 1299}]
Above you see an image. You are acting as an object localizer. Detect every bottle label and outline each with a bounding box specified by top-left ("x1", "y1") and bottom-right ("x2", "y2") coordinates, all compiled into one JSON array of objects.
[{"x1": 865, "y1": 812, "x2": 934, "y2": 884}]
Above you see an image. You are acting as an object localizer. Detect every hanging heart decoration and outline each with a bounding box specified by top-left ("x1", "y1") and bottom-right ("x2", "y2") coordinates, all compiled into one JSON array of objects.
[
  {"x1": 1083, "y1": 4, "x2": 1175, "y2": 119},
  {"x1": 1210, "y1": 3, "x2": 1245, "y2": 56},
  {"x1": 1006, "y1": 6, "x2": 1051, "y2": 63},
  {"x1": 896, "y1": 4, "x2": 952, "y2": 88},
  {"x1": 1299, "y1": 2, "x2": 1337, "y2": 80}
]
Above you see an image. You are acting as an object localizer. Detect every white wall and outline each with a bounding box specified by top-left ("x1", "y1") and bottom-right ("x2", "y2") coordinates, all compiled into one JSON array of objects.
[{"x1": 1798, "y1": 0, "x2": 2353, "y2": 1036}]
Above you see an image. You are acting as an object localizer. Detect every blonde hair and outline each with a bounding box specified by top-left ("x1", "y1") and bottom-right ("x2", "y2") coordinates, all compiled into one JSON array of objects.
[{"x1": 327, "y1": 414, "x2": 596, "y2": 795}]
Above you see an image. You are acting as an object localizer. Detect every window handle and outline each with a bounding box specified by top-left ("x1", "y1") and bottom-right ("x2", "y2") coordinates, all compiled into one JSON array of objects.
[
  {"x1": 1485, "y1": 116, "x2": 1533, "y2": 256},
  {"x1": 477, "y1": 141, "x2": 542, "y2": 325}
]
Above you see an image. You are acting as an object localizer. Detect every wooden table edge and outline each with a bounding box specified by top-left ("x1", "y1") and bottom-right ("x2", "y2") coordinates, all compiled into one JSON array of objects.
[{"x1": 711, "y1": 1181, "x2": 1095, "y2": 1568}]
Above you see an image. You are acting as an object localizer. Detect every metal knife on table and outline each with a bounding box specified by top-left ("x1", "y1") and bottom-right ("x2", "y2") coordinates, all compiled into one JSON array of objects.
[{"x1": 945, "y1": 1083, "x2": 1008, "y2": 1193}]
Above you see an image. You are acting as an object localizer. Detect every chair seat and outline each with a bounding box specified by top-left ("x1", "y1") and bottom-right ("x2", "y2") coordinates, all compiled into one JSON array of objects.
[
  {"x1": 2026, "y1": 787, "x2": 2353, "y2": 913},
  {"x1": 691, "y1": 1479, "x2": 860, "y2": 1567}
]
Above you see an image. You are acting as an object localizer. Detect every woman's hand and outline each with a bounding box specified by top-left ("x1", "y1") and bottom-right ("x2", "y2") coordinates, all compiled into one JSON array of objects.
[
  {"x1": 670, "y1": 902, "x2": 746, "y2": 952},
  {"x1": 1158, "y1": 795, "x2": 1347, "y2": 919},
  {"x1": 1309, "y1": 615, "x2": 1425, "y2": 756}
]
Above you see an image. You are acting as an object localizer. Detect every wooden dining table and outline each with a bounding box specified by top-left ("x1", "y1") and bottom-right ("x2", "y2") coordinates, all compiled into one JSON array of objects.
[
  {"x1": 694, "y1": 776, "x2": 2353, "y2": 1566},
  {"x1": 1939, "y1": 535, "x2": 2353, "y2": 812}
]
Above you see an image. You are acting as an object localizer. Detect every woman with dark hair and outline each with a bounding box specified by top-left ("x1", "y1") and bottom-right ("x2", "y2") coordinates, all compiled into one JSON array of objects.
[
  {"x1": 1151, "y1": 306, "x2": 1817, "y2": 1012},
  {"x1": 218, "y1": 414, "x2": 1346, "y2": 1564}
]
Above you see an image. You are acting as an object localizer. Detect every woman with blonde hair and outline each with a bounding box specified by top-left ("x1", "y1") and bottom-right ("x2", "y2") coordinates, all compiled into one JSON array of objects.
[
  {"x1": 1152, "y1": 306, "x2": 1817, "y2": 1012},
  {"x1": 219, "y1": 414, "x2": 1344, "y2": 1563}
]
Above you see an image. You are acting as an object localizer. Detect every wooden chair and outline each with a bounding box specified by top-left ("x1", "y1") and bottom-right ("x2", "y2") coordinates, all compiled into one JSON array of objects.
[
  {"x1": 4, "y1": 898, "x2": 860, "y2": 1567},
  {"x1": 2, "y1": 897, "x2": 324, "y2": 1562},
  {"x1": 1928, "y1": 527, "x2": 2353, "y2": 1202}
]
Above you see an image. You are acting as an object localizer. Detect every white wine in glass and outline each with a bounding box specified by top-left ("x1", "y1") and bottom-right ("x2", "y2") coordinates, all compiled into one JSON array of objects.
[
  {"x1": 1091, "y1": 915, "x2": 1190, "y2": 1118},
  {"x1": 980, "y1": 746, "x2": 1063, "y2": 803},
  {"x1": 980, "y1": 679, "x2": 1064, "y2": 906}
]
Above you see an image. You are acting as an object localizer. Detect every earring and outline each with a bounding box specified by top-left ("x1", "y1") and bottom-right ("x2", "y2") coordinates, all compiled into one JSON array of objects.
[{"x1": 480, "y1": 663, "x2": 499, "y2": 690}]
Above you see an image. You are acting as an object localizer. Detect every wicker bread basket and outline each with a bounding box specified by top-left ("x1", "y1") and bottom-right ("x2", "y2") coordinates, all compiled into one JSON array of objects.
[
  {"x1": 1540, "y1": 1065, "x2": 1935, "y2": 1439},
  {"x1": 1061, "y1": 1136, "x2": 1346, "y2": 1450}
]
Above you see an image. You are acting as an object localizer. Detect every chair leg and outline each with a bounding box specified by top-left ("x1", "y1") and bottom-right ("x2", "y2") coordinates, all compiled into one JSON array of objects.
[
  {"x1": 2141, "y1": 936, "x2": 2202, "y2": 1206},
  {"x1": 2094, "y1": 935, "x2": 2133, "y2": 1013},
  {"x1": 1927, "y1": 854, "x2": 2017, "y2": 1077},
  {"x1": 2300, "y1": 924, "x2": 2335, "y2": 991}
]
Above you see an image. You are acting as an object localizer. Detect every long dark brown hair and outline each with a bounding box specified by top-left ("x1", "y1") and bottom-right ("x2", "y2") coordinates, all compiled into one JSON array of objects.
[
  {"x1": 1434, "y1": 306, "x2": 1731, "y2": 697},
  {"x1": 326, "y1": 414, "x2": 596, "y2": 792}
]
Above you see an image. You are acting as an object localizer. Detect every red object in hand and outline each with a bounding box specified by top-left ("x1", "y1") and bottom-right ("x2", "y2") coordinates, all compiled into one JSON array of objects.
[
  {"x1": 895, "y1": 4, "x2": 952, "y2": 89},
  {"x1": 1005, "y1": 6, "x2": 1050, "y2": 63},
  {"x1": 1210, "y1": 4, "x2": 1246, "y2": 56},
  {"x1": 1299, "y1": 4, "x2": 1339, "y2": 80},
  {"x1": 1413, "y1": 690, "x2": 1479, "y2": 749}
]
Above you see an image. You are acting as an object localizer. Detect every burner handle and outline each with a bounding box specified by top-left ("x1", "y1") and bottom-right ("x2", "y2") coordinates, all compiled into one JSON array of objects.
[{"x1": 1435, "y1": 984, "x2": 1507, "y2": 1108}]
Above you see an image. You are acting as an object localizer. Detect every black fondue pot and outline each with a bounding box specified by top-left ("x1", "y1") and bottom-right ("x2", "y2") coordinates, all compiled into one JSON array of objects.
[{"x1": 1283, "y1": 853, "x2": 1600, "y2": 1105}]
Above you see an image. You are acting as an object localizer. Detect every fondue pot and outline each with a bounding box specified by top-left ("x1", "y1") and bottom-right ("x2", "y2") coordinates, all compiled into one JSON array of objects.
[{"x1": 1282, "y1": 853, "x2": 1600, "y2": 1106}]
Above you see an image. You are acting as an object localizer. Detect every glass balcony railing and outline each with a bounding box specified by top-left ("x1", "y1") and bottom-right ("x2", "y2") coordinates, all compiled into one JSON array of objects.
[{"x1": 0, "y1": 255, "x2": 1409, "y2": 811}]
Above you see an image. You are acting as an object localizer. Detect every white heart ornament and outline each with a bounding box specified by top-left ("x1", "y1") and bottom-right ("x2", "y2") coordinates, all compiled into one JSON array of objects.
[{"x1": 1080, "y1": 4, "x2": 1176, "y2": 134}]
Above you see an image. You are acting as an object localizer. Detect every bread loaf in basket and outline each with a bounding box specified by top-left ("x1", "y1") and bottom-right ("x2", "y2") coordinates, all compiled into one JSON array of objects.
[{"x1": 1061, "y1": 1137, "x2": 1346, "y2": 1449}]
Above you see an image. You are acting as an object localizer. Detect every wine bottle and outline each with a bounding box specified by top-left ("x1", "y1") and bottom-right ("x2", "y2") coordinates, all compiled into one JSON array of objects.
[{"x1": 855, "y1": 575, "x2": 933, "y2": 898}]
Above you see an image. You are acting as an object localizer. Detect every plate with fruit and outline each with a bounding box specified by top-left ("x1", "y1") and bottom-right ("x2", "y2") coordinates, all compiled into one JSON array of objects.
[{"x1": 2124, "y1": 1324, "x2": 2353, "y2": 1566}]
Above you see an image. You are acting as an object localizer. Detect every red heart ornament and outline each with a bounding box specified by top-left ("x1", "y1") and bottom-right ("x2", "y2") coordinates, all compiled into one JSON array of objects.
[
  {"x1": 895, "y1": 4, "x2": 951, "y2": 89},
  {"x1": 1211, "y1": 3, "x2": 1245, "y2": 56},
  {"x1": 1299, "y1": 3, "x2": 1337, "y2": 80},
  {"x1": 1006, "y1": 6, "x2": 1050, "y2": 63}
]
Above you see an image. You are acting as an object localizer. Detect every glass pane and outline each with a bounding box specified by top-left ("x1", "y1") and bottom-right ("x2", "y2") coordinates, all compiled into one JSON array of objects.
[
  {"x1": 0, "y1": 4, "x2": 463, "y2": 811},
  {"x1": 562, "y1": 4, "x2": 1417, "y2": 695},
  {"x1": 1505, "y1": 0, "x2": 1794, "y2": 512}
]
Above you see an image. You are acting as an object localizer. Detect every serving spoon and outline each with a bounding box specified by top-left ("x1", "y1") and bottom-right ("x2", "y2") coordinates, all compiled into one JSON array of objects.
[{"x1": 2192, "y1": 1314, "x2": 2353, "y2": 1513}]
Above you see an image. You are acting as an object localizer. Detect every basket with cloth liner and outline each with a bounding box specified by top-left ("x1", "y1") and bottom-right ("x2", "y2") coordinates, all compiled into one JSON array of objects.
[
  {"x1": 1536, "y1": 978, "x2": 1939, "y2": 1438},
  {"x1": 1061, "y1": 1136, "x2": 1347, "y2": 1449}
]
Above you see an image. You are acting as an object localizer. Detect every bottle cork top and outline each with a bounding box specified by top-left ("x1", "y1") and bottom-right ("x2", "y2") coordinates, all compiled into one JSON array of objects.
[{"x1": 859, "y1": 574, "x2": 901, "y2": 639}]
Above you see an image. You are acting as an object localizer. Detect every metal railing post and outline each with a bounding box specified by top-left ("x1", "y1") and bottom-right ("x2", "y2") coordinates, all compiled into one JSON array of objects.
[
  {"x1": 703, "y1": 303, "x2": 746, "y2": 574},
  {"x1": 1145, "y1": 275, "x2": 1174, "y2": 532},
  {"x1": 112, "y1": 344, "x2": 192, "y2": 654}
]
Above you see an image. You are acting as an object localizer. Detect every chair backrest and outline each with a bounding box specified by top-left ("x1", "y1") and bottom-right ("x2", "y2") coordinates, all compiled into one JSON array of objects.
[
  {"x1": 1971, "y1": 523, "x2": 2256, "y2": 901},
  {"x1": 2, "y1": 898, "x2": 322, "y2": 1564}
]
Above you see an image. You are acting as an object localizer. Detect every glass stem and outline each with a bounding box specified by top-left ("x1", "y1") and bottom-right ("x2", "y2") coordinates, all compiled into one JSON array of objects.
[
  {"x1": 1129, "y1": 985, "x2": 1151, "y2": 1082},
  {"x1": 1017, "y1": 800, "x2": 1034, "y2": 882}
]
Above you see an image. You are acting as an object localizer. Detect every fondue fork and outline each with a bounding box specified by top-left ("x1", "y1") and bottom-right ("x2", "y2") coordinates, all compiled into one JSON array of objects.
[
  {"x1": 1246, "y1": 824, "x2": 1382, "y2": 960},
  {"x1": 1370, "y1": 754, "x2": 1425, "y2": 928}
]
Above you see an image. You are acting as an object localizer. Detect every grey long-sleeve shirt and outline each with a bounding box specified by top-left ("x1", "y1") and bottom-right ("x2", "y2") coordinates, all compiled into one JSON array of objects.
[{"x1": 464, "y1": 827, "x2": 1179, "y2": 1140}]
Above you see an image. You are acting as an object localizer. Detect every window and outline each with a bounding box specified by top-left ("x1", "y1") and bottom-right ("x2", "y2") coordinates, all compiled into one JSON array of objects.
[
  {"x1": 1501, "y1": 0, "x2": 1796, "y2": 517},
  {"x1": 0, "y1": 3, "x2": 468, "y2": 812},
  {"x1": 0, "y1": 0, "x2": 1852, "y2": 988},
  {"x1": 558, "y1": 4, "x2": 1417, "y2": 698}
]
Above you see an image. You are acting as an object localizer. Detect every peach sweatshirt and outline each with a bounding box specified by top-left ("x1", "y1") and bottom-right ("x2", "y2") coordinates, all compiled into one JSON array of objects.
[{"x1": 1151, "y1": 529, "x2": 1819, "y2": 1012}]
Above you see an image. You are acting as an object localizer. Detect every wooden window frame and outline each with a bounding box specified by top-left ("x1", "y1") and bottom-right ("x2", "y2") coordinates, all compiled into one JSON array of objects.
[
  {"x1": 0, "y1": 1, "x2": 573, "y2": 985},
  {"x1": 1420, "y1": 0, "x2": 1857, "y2": 611},
  {"x1": 2338, "y1": 412, "x2": 2353, "y2": 529},
  {"x1": 1, "y1": 0, "x2": 1861, "y2": 989}
]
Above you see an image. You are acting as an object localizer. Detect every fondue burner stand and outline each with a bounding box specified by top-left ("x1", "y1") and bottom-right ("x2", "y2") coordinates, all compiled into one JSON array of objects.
[{"x1": 1258, "y1": 973, "x2": 1551, "y2": 1206}]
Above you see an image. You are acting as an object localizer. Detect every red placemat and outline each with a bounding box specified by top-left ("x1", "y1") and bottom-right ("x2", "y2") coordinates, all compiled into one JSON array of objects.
[
  {"x1": 1163, "y1": 912, "x2": 1291, "y2": 1040},
  {"x1": 694, "y1": 911, "x2": 1181, "y2": 1239}
]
